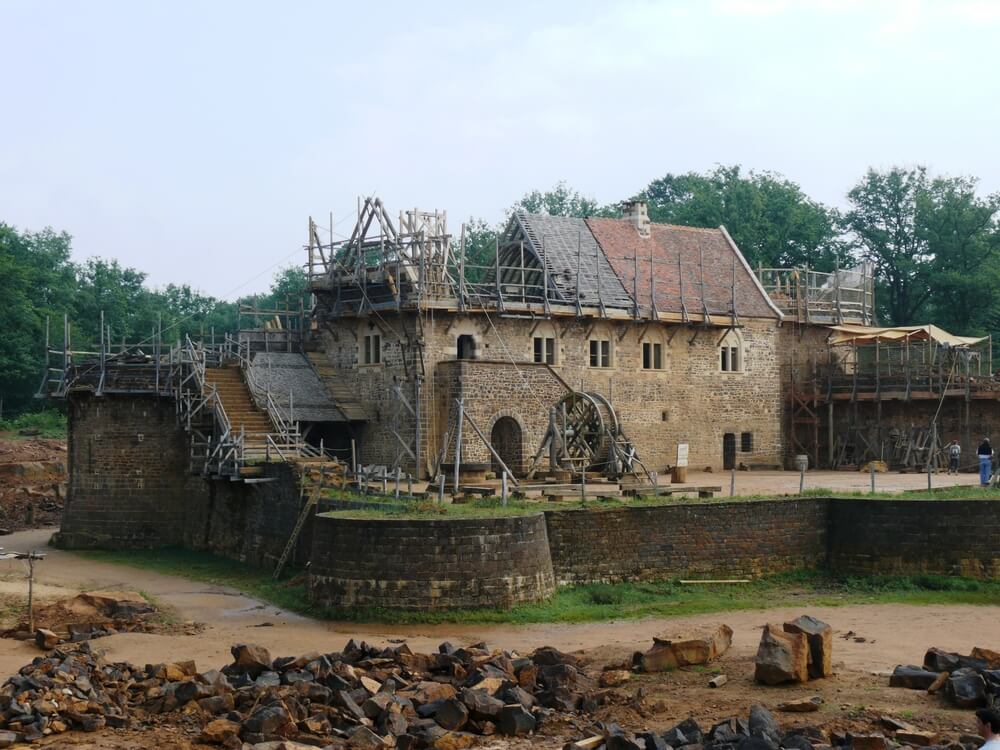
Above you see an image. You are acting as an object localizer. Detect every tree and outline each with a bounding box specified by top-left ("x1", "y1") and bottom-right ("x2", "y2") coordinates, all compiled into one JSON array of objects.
[
  {"x1": 918, "y1": 176, "x2": 1000, "y2": 333},
  {"x1": 639, "y1": 165, "x2": 846, "y2": 271},
  {"x1": 843, "y1": 167, "x2": 1000, "y2": 327},
  {"x1": 508, "y1": 181, "x2": 609, "y2": 218}
]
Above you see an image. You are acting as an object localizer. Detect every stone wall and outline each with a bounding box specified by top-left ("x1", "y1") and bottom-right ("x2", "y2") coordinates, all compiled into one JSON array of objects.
[
  {"x1": 316, "y1": 310, "x2": 785, "y2": 477},
  {"x1": 56, "y1": 394, "x2": 311, "y2": 569},
  {"x1": 543, "y1": 500, "x2": 828, "y2": 584},
  {"x1": 309, "y1": 513, "x2": 556, "y2": 610},
  {"x1": 827, "y1": 499, "x2": 1000, "y2": 578},
  {"x1": 57, "y1": 394, "x2": 204, "y2": 549}
]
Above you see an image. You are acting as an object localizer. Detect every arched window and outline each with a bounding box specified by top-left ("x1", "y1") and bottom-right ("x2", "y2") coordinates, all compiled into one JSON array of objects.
[{"x1": 719, "y1": 329, "x2": 744, "y2": 373}]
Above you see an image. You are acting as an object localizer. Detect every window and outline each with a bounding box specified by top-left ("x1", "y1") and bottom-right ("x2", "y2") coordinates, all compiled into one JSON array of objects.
[
  {"x1": 362, "y1": 334, "x2": 381, "y2": 365},
  {"x1": 719, "y1": 331, "x2": 743, "y2": 372},
  {"x1": 642, "y1": 341, "x2": 663, "y2": 370},
  {"x1": 457, "y1": 334, "x2": 476, "y2": 360},
  {"x1": 533, "y1": 336, "x2": 556, "y2": 364},
  {"x1": 589, "y1": 339, "x2": 611, "y2": 368},
  {"x1": 741, "y1": 432, "x2": 753, "y2": 452}
]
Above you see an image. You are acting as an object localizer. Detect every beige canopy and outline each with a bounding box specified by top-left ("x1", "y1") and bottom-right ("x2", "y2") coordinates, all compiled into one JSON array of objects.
[{"x1": 827, "y1": 324, "x2": 988, "y2": 347}]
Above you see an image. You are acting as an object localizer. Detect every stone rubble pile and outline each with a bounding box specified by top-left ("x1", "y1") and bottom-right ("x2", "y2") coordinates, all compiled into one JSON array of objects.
[
  {"x1": 562, "y1": 702, "x2": 936, "y2": 750},
  {"x1": 890, "y1": 646, "x2": 1000, "y2": 709},
  {"x1": 2, "y1": 590, "x2": 159, "y2": 648},
  {"x1": 0, "y1": 638, "x2": 627, "y2": 748}
]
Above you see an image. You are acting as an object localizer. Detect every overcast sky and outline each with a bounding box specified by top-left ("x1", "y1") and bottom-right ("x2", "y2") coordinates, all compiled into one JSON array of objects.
[{"x1": 3, "y1": 0, "x2": 999, "y2": 298}]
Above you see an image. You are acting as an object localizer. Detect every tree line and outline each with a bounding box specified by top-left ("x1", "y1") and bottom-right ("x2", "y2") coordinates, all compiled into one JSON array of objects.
[
  {"x1": 0, "y1": 224, "x2": 307, "y2": 416},
  {"x1": 3, "y1": 163, "x2": 997, "y2": 416}
]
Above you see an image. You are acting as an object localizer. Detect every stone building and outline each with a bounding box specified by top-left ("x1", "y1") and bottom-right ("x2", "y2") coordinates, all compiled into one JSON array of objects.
[{"x1": 307, "y1": 198, "x2": 789, "y2": 478}]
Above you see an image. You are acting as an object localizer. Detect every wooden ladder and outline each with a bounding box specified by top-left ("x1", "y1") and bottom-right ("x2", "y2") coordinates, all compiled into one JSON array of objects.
[{"x1": 273, "y1": 466, "x2": 326, "y2": 580}]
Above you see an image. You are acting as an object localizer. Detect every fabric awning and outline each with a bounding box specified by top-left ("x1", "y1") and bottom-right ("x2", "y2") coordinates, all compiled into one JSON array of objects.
[{"x1": 827, "y1": 324, "x2": 988, "y2": 347}]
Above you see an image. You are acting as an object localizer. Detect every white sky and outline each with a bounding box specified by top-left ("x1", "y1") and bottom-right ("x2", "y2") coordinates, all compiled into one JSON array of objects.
[{"x1": 3, "y1": 0, "x2": 999, "y2": 298}]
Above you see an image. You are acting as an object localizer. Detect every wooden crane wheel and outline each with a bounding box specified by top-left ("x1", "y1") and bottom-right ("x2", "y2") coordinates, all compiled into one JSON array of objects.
[{"x1": 556, "y1": 392, "x2": 620, "y2": 471}]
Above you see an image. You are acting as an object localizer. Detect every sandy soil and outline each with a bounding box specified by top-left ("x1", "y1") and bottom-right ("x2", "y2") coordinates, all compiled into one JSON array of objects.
[
  {"x1": 0, "y1": 527, "x2": 996, "y2": 678},
  {"x1": 687, "y1": 467, "x2": 982, "y2": 495},
  {"x1": 0, "y1": 527, "x2": 996, "y2": 747}
]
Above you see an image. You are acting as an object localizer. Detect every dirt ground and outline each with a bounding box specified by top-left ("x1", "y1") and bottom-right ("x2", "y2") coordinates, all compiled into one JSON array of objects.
[
  {"x1": 0, "y1": 436, "x2": 66, "y2": 532},
  {"x1": 686, "y1": 467, "x2": 982, "y2": 495},
  {"x1": 0, "y1": 527, "x2": 996, "y2": 748}
]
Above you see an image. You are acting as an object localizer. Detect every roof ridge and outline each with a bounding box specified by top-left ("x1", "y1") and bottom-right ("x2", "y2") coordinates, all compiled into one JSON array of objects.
[{"x1": 587, "y1": 215, "x2": 723, "y2": 234}]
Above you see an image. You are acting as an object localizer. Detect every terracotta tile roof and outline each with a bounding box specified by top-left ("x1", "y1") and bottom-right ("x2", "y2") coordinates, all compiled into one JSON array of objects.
[{"x1": 585, "y1": 218, "x2": 780, "y2": 320}]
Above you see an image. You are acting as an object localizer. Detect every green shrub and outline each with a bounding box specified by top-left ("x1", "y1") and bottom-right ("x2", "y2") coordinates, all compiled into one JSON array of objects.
[{"x1": 0, "y1": 409, "x2": 66, "y2": 438}]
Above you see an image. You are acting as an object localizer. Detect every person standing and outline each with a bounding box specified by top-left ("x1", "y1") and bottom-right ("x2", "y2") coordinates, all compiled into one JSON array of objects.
[
  {"x1": 975, "y1": 708, "x2": 1000, "y2": 750},
  {"x1": 978, "y1": 437, "x2": 994, "y2": 487},
  {"x1": 948, "y1": 439, "x2": 962, "y2": 475}
]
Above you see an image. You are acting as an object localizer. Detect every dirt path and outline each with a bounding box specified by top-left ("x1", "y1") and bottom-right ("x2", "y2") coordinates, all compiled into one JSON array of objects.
[{"x1": 1, "y1": 527, "x2": 997, "y2": 682}]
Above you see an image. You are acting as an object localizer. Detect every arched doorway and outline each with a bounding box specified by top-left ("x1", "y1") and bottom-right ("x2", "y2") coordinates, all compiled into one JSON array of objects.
[{"x1": 490, "y1": 417, "x2": 522, "y2": 477}]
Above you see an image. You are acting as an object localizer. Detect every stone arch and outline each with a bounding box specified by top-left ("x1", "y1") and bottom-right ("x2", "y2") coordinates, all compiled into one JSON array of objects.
[{"x1": 488, "y1": 411, "x2": 527, "y2": 477}]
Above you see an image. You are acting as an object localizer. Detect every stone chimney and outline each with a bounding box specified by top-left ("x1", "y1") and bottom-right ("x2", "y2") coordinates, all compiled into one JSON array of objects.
[{"x1": 622, "y1": 200, "x2": 651, "y2": 238}]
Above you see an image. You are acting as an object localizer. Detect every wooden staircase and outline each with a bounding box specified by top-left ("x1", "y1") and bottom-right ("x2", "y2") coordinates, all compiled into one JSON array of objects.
[{"x1": 203, "y1": 366, "x2": 275, "y2": 460}]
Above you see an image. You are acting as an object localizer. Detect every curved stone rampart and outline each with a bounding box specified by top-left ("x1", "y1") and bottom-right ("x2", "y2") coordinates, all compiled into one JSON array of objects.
[{"x1": 308, "y1": 513, "x2": 556, "y2": 610}]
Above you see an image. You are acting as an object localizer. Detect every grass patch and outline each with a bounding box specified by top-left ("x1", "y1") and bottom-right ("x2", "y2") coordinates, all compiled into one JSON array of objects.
[
  {"x1": 318, "y1": 482, "x2": 1000, "y2": 521},
  {"x1": 68, "y1": 548, "x2": 1000, "y2": 625},
  {"x1": 0, "y1": 409, "x2": 66, "y2": 439}
]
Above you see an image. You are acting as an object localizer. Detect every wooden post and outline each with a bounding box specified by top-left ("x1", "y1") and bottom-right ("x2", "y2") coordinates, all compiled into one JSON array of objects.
[
  {"x1": 580, "y1": 467, "x2": 586, "y2": 502},
  {"x1": 799, "y1": 465, "x2": 805, "y2": 494},
  {"x1": 827, "y1": 402, "x2": 834, "y2": 468},
  {"x1": 541, "y1": 237, "x2": 550, "y2": 313},
  {"x1": 494, "y1": 237, "x2": 502, "y2": 307},
  {"x1": 414, "y1": 377, "x2": 422, "y2": 480},
  {"x1": 453, "y1": 398, "x2": 464, "y2": 493},
  {"x1": 27, "y1": 554, "x2": 35, "y2": 633},
  {"x1": 458, "y1": 224, "x2": 466, "y2": 312},
  {"x1": 652, "y1": 470, "x2": 658, "y2": 494},
  {"x1": 575, "y1": 233, "x2": 583, "y2": 316},
  {"x1": 501, "y1": 470, "x2": 508, "y2": 507},
  {"x1": 632, "y1": 252, "x2": 640, "y2": 320},
  {"x1": 870, "y1": 464, "x2": 875, "y2": 493},
  {"x1": 395, "y1": 467, "x2": 401, "y2": 499},
  {"x1": 438, "y1": 473, "x2": 445, "y2": 503},
  {"x1": 730, "y1": 467, "x2": 736, "y2": 497}
]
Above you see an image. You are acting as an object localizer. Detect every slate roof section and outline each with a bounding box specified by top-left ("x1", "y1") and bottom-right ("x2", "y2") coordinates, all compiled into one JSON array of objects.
[
  {"x1": 585, "y1": 218, "x2": 781, "y2": 320},
  {"x1": 515, "y1": 213, "x2": 633, "y2": 309},
  {"x1": 249, "y1": 352, "x2": 348, "y2": 422}
]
